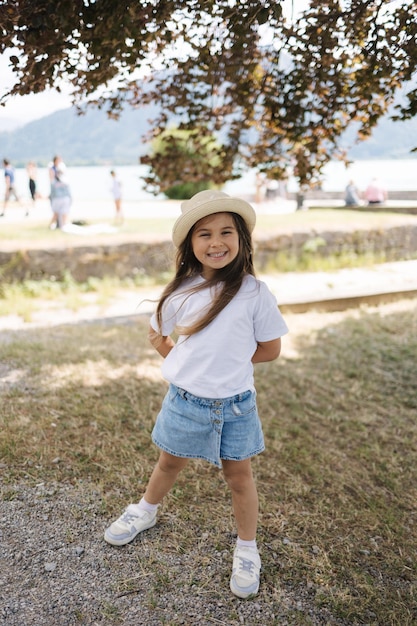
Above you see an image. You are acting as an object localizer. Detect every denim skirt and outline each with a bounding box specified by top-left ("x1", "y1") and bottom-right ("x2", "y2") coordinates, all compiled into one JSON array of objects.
[{"x1": 151, "y1": 384, "x2": 265, "y2": 468}]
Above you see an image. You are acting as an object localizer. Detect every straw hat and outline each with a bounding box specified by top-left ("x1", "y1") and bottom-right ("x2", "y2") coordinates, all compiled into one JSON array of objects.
[{"x1": 172, "y1": 190, "x2": 256, "y2": 247}]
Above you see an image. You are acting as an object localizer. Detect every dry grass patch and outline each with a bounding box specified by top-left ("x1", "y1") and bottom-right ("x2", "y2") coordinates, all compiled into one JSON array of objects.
[
  {"x1": 256, "y1": 300, "x2": 417, "y2": 624},
  {"x1": 1, "y1": 300, "x2": 416, "y2": 624}
]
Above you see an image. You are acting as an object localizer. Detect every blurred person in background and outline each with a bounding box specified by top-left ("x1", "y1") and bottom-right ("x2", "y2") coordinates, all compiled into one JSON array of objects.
[
  {"x1": 27, "y1": 161, "x2": 39, "y2": 209},
  {"x1": 344, "y1": 180, "x2": 361, "y2": 206},
  {"x1": 110, "y1": 169, "x2": 123, "y2": 224},
  {"x1": 365, "y1": 177, "x2": 387, "y2": 205},
  {"x1": 49, "y1": 161, "x2": 72, "y2": 229},
  {"x1": 1, "y1": 158, "x2": 26, "y2": 217}
]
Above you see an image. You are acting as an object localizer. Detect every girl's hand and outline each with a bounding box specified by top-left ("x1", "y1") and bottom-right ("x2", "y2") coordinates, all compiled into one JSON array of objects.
[
  {"x1": 148, "y1": 325, "x2": 175, "y2": 358},
  {"x1": 252, "y1": 338, "x2": 281, "y2": 363}
]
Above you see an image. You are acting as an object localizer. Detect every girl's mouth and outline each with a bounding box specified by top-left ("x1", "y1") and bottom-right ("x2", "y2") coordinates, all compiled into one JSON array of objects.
[{"x1": 208, "y1": 251, "x2": 227, "y2": 259}]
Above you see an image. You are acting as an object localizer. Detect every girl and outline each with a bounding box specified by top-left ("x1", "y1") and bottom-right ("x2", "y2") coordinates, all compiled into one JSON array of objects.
[
  {"x1": 104, "y1": 190, "x2": 288, "y2": 599},
  {"x1": 110, "y1": 170, "x2": 123, "y2": 224}
]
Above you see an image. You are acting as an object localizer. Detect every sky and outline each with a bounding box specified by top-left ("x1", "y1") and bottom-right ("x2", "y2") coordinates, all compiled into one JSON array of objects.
[{"x1": 0, "y1": 53, "x2": 73, "y2": 128}]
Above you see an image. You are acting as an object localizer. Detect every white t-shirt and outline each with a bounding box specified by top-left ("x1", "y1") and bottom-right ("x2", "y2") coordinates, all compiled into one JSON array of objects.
[
  {"x1": 111, "y1": 178, "x2": 122, "y2": 200},
  {"x1": 150, "y1": 274, "x2": 289, "y2": 398}
]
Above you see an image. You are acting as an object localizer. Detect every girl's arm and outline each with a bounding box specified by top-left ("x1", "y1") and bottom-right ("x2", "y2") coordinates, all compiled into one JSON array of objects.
[
  {"x1": 252, "y1": 338, "x2": 281, "y2": 363},
  {"x1": 148, "y1": 325, "x2": 175, "y2": 358}
]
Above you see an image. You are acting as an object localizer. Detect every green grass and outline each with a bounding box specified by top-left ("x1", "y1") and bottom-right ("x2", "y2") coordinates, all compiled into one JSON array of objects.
[
  {"x1": 0, "y1": 248, "x2": 397, "y2": 323},
  {"x1": 1, "y1": 298, "x2": 416, "y2": 624},
  {"x1": 261, "y1": 247, "x2": 392, "y2": 273},
  {"x1": 254, "y1": 207, "x2": 417, "y2": 233},
  {"x1": 0, "y1": 217, "x2": 176, "y2": 244},
  {"x1": 1, "y1": 208, "x2": 416, "y2": 245}
]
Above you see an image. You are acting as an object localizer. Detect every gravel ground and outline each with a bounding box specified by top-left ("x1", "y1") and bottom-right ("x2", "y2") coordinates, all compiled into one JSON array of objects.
[{"x1": 0, "y1": 481, "x2": 351, "y2": 626}]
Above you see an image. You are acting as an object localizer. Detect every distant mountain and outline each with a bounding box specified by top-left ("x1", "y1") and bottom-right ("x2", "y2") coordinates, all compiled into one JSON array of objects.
[
  {"x1": 0, "y1": 103, "x2": 159, "y2": 166},
  {"x1": 341, "y1": 115, "x2": 417, "y2": 160},
  {"x1": 0, "y1": 100, "x2": 416, "y2": 166}
]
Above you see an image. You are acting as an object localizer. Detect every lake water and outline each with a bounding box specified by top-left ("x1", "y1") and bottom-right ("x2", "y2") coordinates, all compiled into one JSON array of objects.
[{"x1": 8, "y1": 159, "x2": 417, "y2": 203}]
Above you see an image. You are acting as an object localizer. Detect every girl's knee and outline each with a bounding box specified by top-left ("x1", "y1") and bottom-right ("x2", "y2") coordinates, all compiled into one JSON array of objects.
[
  {"x1": 222, "y1": 460, "x2": 254, "y2": 492},
  {"x1": 158, "y1": 451, "x2": 188, "y2": 474}
]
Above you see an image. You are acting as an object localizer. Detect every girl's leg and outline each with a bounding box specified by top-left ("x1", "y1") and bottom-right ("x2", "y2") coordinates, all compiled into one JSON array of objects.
[
  {"x1": 221, "y1": 458, "x2": 258, "y2": 540},
  {"x1": 104, "y1": 451, "x2": 188, "y2": 546},
  {"x1": 114, "y1": 198, "x2": 123, "y2": 222},
  {"x1": 144, "y1": 450, "x2": 189, "y2": 504},
  {"x1": 49, "y1": 212, "x2": 58, "y2": 229},
  {"x1": 222, "y1": 458, "x2": 261, "y2": 598}
]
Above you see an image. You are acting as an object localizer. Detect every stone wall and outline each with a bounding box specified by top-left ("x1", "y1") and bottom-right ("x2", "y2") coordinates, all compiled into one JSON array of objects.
[
  {"x1": 1, "y1": 224, "x2": 416, "y2": 283},
  {"x1": 0, "y1": 241, "x2": 174, "y2": 283},
  {"x1": 255, "y1": 225, "x2": 417, "y2": 270}
]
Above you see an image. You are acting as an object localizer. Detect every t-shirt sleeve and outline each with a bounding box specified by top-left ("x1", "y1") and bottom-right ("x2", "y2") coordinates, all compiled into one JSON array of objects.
[{"x1": 254, "y1": 282, "x2": 289, "y2": 342}]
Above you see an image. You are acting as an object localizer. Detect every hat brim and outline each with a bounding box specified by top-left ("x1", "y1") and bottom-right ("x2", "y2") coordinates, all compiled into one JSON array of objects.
[{"x1": 172, "y1": 197, "x2": 256, "y2": 247}]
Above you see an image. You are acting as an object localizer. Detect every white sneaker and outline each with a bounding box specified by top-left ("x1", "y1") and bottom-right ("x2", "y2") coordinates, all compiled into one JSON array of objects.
[
  {"x1": 104, "y1": 504, "x2": 157, "y2": 546},
  {"x1": 230, "y1": 546, "x2": 261, "y2": 599}
]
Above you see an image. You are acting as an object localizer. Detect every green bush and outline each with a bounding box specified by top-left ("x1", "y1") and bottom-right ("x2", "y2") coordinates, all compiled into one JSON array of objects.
[
  {"x1": 141, "y1": 126, "x2": 232, "y2": 199},
  {"x1": 164, "y1": 180, "x2": 214, "y2": 200}
]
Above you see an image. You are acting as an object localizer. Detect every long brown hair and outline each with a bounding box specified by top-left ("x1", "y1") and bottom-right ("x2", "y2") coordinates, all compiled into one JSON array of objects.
[{"x1": 155, "y1": 212, "x2": 255, "y2": 336}]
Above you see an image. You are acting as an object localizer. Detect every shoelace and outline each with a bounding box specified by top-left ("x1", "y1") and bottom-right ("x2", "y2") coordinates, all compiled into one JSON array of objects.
[
  {"x1": 237, "y1": 556, "x2": 257, "y2": 578},
  {"x1": 120, "y1": 510, "x2": 140, "y2": 523}
]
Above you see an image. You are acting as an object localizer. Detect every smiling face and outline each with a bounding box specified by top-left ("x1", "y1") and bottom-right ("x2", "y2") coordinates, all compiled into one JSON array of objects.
[{"x1": 191, "y1": 212, "x2": 240, "y2": 280}]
